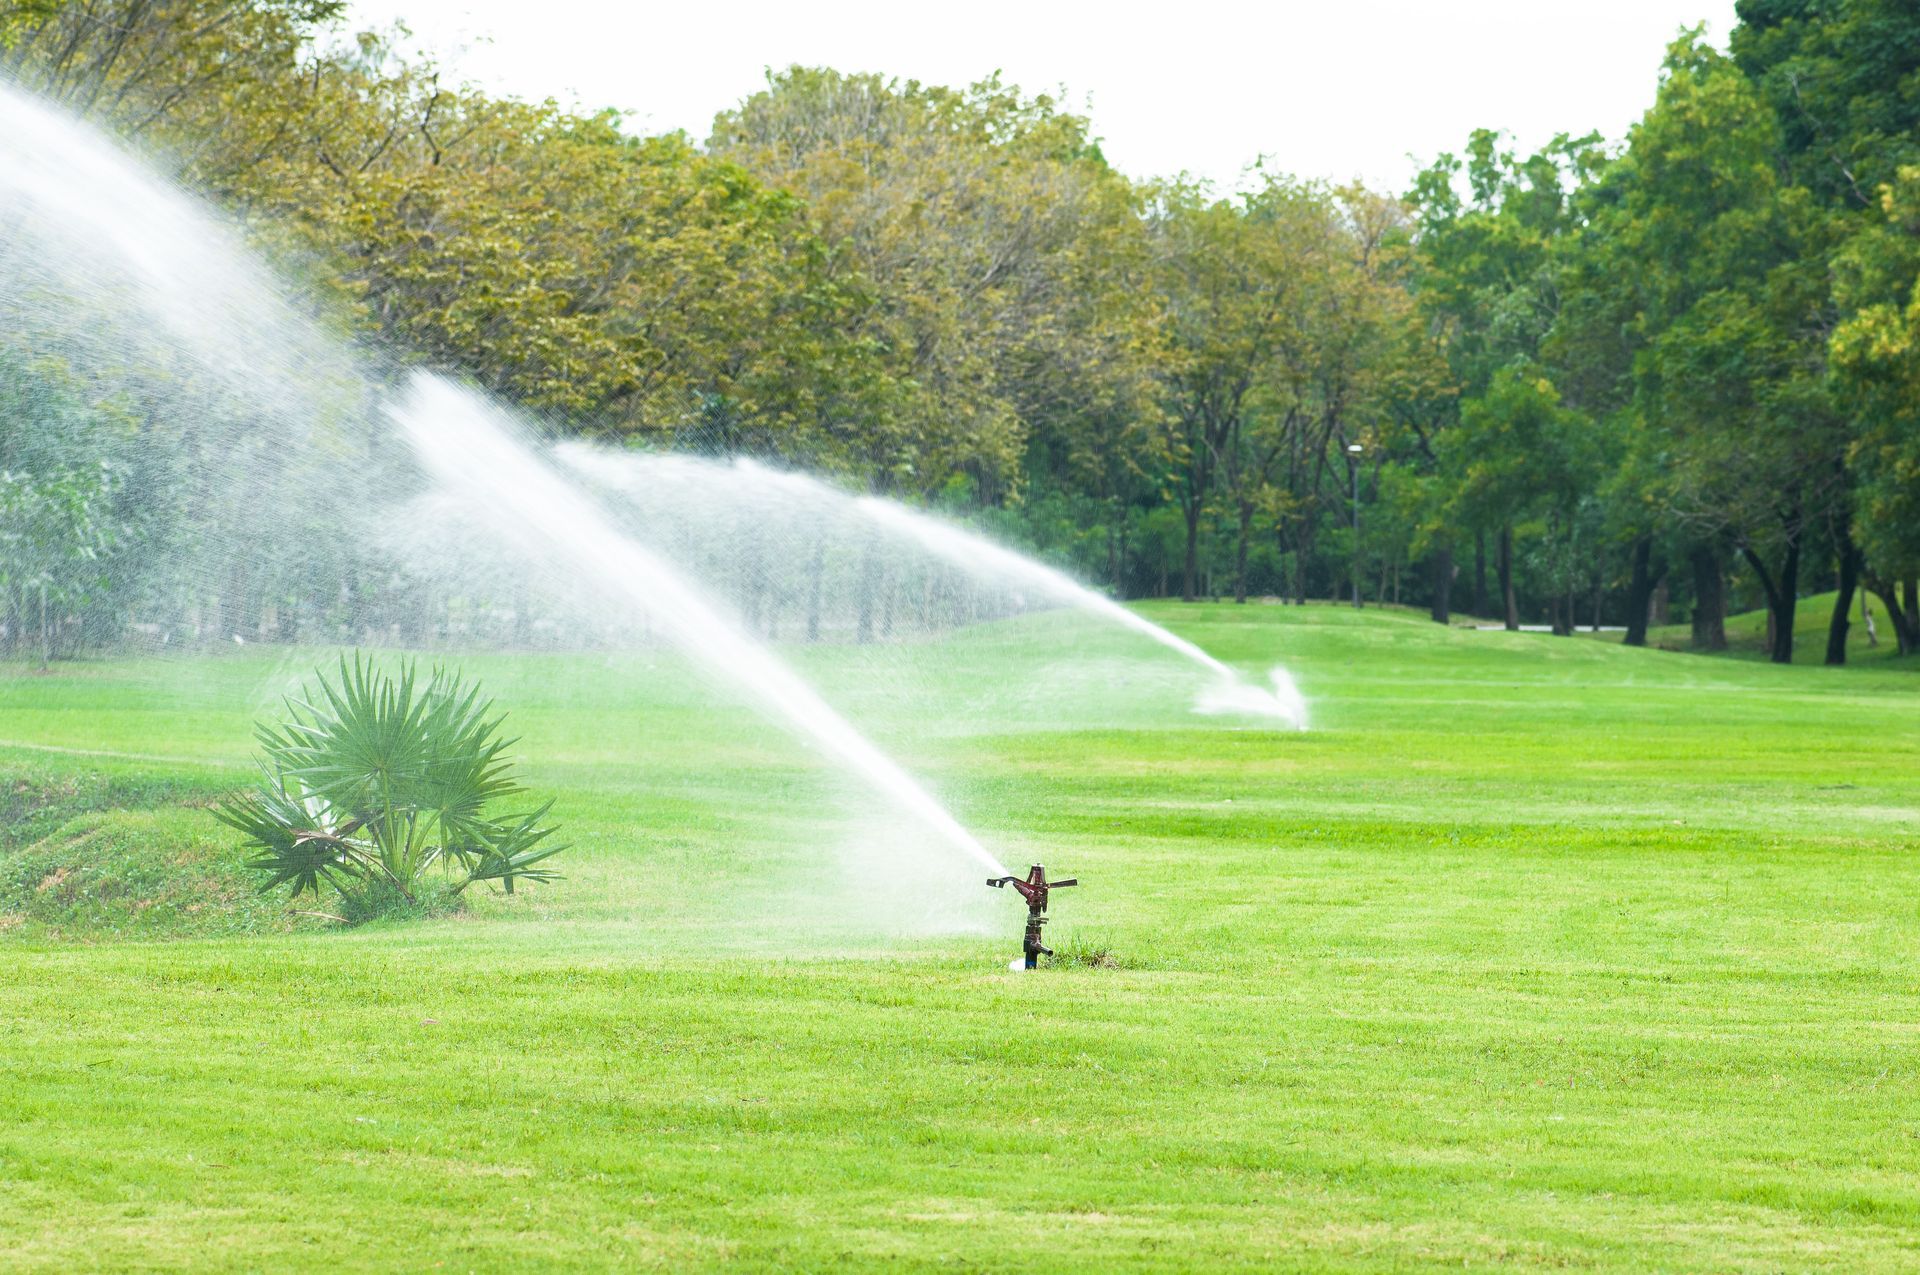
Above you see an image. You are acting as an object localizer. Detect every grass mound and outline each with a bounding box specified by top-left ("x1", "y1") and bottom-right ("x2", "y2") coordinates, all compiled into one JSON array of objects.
[
  {"x1": 1632, "y1": 589, "x2": 1919, "y2": 666},
  {"x1": 0, "y1": 767, "x2": 214, "y2": 856},
  {"x1": 0, "y1": 767, "x2": 470, "y2": 936},
  {"x1": 0, "y1": 806, "x2": 301, "y2": 940}
]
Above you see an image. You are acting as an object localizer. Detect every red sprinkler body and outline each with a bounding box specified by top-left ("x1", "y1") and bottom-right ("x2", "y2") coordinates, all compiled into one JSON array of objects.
[{"x1": 987, "y1": 864, "x2": 1076, "y2": 969}]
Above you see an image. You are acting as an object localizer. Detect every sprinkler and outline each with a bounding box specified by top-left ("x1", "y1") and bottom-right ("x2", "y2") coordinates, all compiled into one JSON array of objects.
[{"x1": 986, "y1": 864, "x2": 1076, "y2": 969}]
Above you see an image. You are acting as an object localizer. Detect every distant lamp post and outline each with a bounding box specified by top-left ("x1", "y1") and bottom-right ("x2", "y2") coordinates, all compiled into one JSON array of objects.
[{"x1": 1346, "y1": 442, "x2": 1364, "y2": 609}]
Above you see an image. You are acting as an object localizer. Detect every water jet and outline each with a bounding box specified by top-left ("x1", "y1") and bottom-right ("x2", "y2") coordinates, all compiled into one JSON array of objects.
[
  {"x1": 0, "y1": 79, "x2": 1013, "y2": 897},
  {"x1": 557, "y1": 447, "x2": 1311, "y2": 729}
]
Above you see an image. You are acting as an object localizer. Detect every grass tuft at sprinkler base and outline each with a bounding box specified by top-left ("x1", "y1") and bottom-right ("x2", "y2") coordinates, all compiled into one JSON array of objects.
[{"x1": 986, "y1": 863, "x2": 1076, "y2": 970}]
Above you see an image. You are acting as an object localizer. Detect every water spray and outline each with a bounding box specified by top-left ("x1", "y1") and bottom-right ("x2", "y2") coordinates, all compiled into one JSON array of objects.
[
  {"x1": 391, "y1": 376, "x2": 1012, "y2": 882},
  {"x1": 987, "y1": 864, "x2": 1076, "y2": 969},
  {"x1": 559, "y1": 448, "x2": 1311, "y2": 731}
]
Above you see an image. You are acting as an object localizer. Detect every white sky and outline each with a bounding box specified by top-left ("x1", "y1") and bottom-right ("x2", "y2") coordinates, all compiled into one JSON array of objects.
[{"x1": 340, "y1": 0, "x2": 1739, "y2": 193}]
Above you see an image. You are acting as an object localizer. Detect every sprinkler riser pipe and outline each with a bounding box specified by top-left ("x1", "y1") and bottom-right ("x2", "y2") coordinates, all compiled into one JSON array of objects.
[{"x1": 988, "y1": 863, "x2": 1075, "y2": 970}]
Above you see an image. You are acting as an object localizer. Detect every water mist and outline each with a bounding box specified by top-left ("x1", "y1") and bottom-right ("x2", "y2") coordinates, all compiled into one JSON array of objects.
[
  {"x1": 0, "y1": 76, "x2": 1311, "y2": 925},
  {"x1": 390, "y1": 376, "x2": 1010, "y2": 878},
  {"x1": 0, "y1": 79, "x2": 1008, "y2": 888},
  {"x1": 558, "y1": 448, "x2": 1310, "y2": 729}
]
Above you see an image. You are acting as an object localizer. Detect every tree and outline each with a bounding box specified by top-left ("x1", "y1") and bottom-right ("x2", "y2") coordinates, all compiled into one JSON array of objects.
[
  {"x1": 1830, "y1": 166, "x2": 1920, "y2": 654},
  {"x1": 0, "y1": 465, "x2": 119, "y2": 666},
  {"x1": 1409, "y1": 129, "x2": 1605, "y2": 626},
  {"x1": 1732, "y1": 0, "x2": 1920, "y2": 212},
  {"x1": 1437, "y1": 365, "x2": 1594, "y2": 631},
  {"x1": 1738, "y1": 0, "x2": 1920, "y2": 658},
  {"x1": 712, "y1": 68, "x2": 1165, "y2": 494},
  {"x1": 0, "y1": 0, "x2": 341, "y2": 141},
  {"x1": 1587, "y1": 35, "x2": 1846, "y2": 663},
  {"x1": 1144, "y1": 175, "x2": 1390, "y2": 606}
]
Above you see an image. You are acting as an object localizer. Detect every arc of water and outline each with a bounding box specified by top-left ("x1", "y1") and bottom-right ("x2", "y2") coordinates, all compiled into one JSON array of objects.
[
  {"x1": 391, "y1": 376, "x2": 1010, "y2": 879},
  {"x1": 853, "y1": 495, "x2": 1308, "y2": 729},
  {"x1": 558, "y1": 447, "x2": 1308, "y2": 729},
  {"x1": 0, "y1": 82, "x2": 1010, "y2": 886}
]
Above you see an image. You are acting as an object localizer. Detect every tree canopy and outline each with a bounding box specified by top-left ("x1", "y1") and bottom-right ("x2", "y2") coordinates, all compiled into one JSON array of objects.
[{"x1": 3, "y1": 0, "x2": 1918, "y2": 665}]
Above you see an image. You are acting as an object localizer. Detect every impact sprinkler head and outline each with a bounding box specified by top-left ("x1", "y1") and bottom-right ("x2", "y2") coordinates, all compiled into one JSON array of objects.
[{"x1": 986, "y1": 863, "x2": 1077, "y2": 970}]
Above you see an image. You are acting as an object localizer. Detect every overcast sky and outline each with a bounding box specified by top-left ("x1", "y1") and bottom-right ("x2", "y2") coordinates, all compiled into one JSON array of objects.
[{"x1": 340, "y1": 0, "x2": 1739, "y2": 193}]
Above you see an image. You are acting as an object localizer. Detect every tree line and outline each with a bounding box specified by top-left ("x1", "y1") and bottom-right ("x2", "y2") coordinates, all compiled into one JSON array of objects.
[{"x1": 1, "y1": 0, "x2": 1916, "y2": 663}]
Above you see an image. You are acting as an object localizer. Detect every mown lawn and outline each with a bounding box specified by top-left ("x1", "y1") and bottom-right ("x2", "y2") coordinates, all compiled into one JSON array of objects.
[{"x1": 1, "y1": 602, "x2": 1918, "y2": 1271}]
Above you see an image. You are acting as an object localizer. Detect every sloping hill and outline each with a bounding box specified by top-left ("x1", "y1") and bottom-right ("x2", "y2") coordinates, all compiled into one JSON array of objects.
[{"x1": 1631, "y1": 590, "x2": 1916, "y2": 668}]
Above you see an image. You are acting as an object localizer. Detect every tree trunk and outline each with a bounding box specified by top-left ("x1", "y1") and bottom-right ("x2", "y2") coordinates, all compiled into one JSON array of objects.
[
  {"x1": 805, "y1": 538, "x2": 825, "y2": 642},
  {"x1": 1233, "y1": 503, "x2": 1252, "y2": 604},
  {"x1": 1472, "y1": 531, "x2": 1488, "y2": 617},
  {"x1": 1180, "y1": 503, "x2": 1202, "y2": 603},
  {"x1": 1825, "y1": 528, "x2": 1862, "y2": 666},
  {"x1": 1429, "y1": 545, "x2": 1452, "y2": 624},
  {"x1": 1498, "y1": 525, "x2": 1518, "y2": 630},
  {"x1": 1623, "y1": 536, "x2": 1661, "y2": 647},
  {"x1": 856, "y1": 536, "x2": 876, "y2": 644},
  {"x1": 1772, "y1": 541, "x2": 1800, "y2": 665},
  {"x1": 1869, "y1": 581, "x2": 1915, "y2": 656},
  {"x1": 1689, "y1": 545, "x2": 1727, "y2": 651},
  {"x1": 1288, "y1": 520, "x2": 1313, "y2": 606},
  {"x1": 1904, "y1": 575, "x2": 1918, "y2": 638},
  {"x1": 1740, "y1": 539, "x2": 1800, "y2": 665}
]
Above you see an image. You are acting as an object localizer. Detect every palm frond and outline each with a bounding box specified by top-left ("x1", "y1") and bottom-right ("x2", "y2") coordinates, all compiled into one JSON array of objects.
[
  {"x1": 213, "y1": 653, "x2": 565, "y2": 910},
  {"x1": 453, "y1": 801, "x2": 568, "y2": 895}
]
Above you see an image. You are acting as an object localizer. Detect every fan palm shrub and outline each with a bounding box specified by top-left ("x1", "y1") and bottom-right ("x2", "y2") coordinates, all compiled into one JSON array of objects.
[{"x1": 216, "y1": 654, "x2": 564, "y2": 913}]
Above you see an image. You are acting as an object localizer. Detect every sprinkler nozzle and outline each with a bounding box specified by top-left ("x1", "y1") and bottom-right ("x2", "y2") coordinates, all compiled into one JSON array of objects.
[{"x1": 988, "y1": 863, "x2": 1076, "y2": 969}]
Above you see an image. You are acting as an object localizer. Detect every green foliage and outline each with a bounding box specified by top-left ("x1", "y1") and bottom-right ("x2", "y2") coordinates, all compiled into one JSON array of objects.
[
  {"x1": 0, "y1": 352, "x2": 142, "y2": 662},
  {"x1": 714, "y1": 67, "x2": 1168, "y2": 493},
  {"x1": 215, "y1": 655, "x2": 565, "y2": 910},
  {"x1": 0, "y1": 464, "x2": 119, "y2": 655},
  {"x1": 5, "y1": 0, "x2": 1920, "y2": 650},
  {"x1": 1410, "y1": 128, "x2": 1603, "y2": 401},
  {"x1": 1733, "y1": 0, "x2": 1920, "y2": 206},
  {"x1": 1831, "y1": 167, "x2": 1920, "y2": 578},
  {"x1": 0, "y1": 0, "x2": 343, "y2": 139},
  {"x1": 1442, "y1": 366, "x2": 1584, "y2": 531},
  {"x1": 1151, "y1": 177, "x2": 1435, "y2": 602}
]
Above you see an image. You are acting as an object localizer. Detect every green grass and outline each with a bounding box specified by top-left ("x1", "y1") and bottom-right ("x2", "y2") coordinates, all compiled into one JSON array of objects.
[
  {"x1": 1614, "y1": 588, "x2": 1916, "y2": 666},
  {"x1": 2, "y1": 602, "x2": 1919, "y2": 1271},
  {"x1": 0, "y1": 805, "x2": 303, "y2": 940}
]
